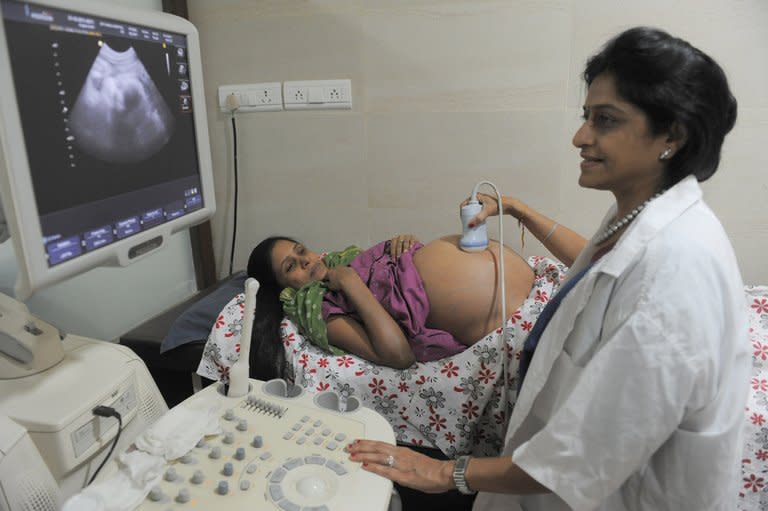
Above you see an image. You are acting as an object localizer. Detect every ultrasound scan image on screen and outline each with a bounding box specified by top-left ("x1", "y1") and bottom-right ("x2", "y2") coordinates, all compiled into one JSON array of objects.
[
  {"x1": 69, "y1": 42, "x2": 176, "y2": 165},
  {"x1": 0, "y1": 0, "x2": 205, "y2": 269}
]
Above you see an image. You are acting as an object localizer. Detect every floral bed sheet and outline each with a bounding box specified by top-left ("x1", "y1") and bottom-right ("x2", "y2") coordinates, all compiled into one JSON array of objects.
[
  {"x1": 197, "y1": 256, "x2": 566, "y2": 457},
  {"x1": 739, "y1": 285, "x2": 768, "y2": 510}
]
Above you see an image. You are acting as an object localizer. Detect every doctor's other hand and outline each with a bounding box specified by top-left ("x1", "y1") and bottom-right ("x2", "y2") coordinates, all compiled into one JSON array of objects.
[{"x1": 346, "y1": 440, "x2": 454, "y2": 494}]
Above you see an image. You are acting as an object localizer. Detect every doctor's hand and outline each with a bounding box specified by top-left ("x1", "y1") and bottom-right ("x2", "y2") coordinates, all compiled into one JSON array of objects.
[
  {"x1": 347, "y1": 440, "x2": 455, "y2": 494},
  {"x1": 389, "y1": 234, "x2": 419, "y2": 259},
  {"x1": 460, "y1": 193, "x2": 528, "y2": 228}
]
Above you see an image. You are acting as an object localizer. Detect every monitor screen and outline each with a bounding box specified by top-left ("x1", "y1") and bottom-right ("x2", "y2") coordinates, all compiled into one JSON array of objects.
[{"x1": 0, "y1": 0, "x2": 214, "y2": 299}]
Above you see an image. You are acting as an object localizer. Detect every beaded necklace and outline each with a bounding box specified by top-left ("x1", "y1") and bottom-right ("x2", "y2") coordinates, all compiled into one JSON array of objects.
[{"x1": 594, "y1": 192, "x2": 663, "y2": 245}]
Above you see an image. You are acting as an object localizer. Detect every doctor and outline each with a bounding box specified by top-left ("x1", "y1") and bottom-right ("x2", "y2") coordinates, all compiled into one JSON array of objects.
[{"x1": 347, "y1": 26, "x2": 749, "y2": 510}]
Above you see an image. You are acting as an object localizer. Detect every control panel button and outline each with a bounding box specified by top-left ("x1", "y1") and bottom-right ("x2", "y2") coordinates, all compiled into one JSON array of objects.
[
  {"x1": 270, "y1": 467, "x2": 287, "y2": 484},
  {"x1": 325, "y1": 460, "x2": 348, "y2": 476},
  {"x1": 148, "y1": 486, "x2": 163, "y2": 502},
  {"x1": 283, "y1": 457, "x2": 304, "y2": 470},
  {"x1": 176, "y1": 488, "x2": 190, "y2": 503},
  {"x1": 277, "y1": 499, "x2": 300, "y2": 511},
  {"x1": 269, "y1": 483, "x2": 284, "y2": 501}
]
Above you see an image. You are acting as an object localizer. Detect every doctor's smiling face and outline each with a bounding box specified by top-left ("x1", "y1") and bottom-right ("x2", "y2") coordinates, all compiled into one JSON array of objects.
[
  {"x1": 572, "y1": 72, "x2": 670, "y2": 201},
  {"x1": 271, "y1": 239, "x2": 328, "y2": 289}
]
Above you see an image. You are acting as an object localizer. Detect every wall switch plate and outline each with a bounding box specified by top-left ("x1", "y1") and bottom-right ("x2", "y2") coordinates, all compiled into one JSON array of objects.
[
  {"x1": 283, "y1": 79, "x2": 352, "y2": 110},
  {"x1": 218, "y1": 82, "x2": 283, "y2": 112}
]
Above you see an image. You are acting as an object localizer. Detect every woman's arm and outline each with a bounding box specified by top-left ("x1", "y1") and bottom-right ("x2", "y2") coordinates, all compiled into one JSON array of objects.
[
  {"x1": 470, "y1": 193, "x2": 586, "y2": 267},
  {"x1": 324, "y1": 266, "x2": 416, "y2": 369},
  {"x1": 347, "y1": 440, "x2": 549, "y2": 495}
]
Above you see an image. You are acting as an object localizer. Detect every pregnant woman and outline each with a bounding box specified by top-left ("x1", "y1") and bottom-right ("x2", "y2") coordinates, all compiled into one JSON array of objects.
[{"x1": 246, "y1": 233, "x2": 536, "y2": 377}]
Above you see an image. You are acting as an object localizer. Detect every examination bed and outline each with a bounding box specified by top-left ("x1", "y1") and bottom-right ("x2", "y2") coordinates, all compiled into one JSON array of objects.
[{"x1": 119, "y1": 261, "x2": 768, "y2": 511}]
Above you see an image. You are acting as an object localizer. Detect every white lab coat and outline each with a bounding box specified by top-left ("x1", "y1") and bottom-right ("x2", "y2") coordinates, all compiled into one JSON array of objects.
[{"x1": 473, "y1": 176, "x2": 750, "y2": 511}]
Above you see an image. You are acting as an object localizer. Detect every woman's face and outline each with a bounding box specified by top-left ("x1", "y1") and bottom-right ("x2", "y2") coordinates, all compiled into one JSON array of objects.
[
  {"x1": 572, "y1": 73, "x2": 670, "y2": 199},
  {"x1": 270, "y1": 239, "x2": 328, "y2": 289}
]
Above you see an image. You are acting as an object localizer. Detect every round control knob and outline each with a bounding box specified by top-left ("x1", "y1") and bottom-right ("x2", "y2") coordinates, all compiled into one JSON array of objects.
[
  {"x1": 223, "y1": 432, "x2": 235, "y2": 444},
  {"x1": 164, "y1": 467, "x2": 177, "y2": 482},
  {"x1": 209, "y1": 446, "x2": 221, "y2": 459},
  {"x1": 148, "y1": 486, "x2": 163, "y2": 502},
  {"x1": 236, "y1": 420, "x2": 248, "y2": 431},
  {"x1": 176, "y1": 488, "x2": 190, "y2": 503},
  {"x1": 223, "y1": 462, "x2": 234, "y2": 476},
  {"x1": 217, "y1": 481, "x2": 229, "y2": 495},
  {"x1": 191, "y1": 470, "x2": 205, "y2": 485},
  {"x1": 240, "y1": 480, "x2": 251, "y2": 491},
  {"x1": 180, "y1": 453, "x2": 193, "y2": 464},
  {"x1": 246, "y1": 463, "x2": 257, "y2": 474},
  {"x1": 234, "y1": 447, "x2": 246, "y2": 460},
  {"x1": 223, "y1": 409, "x2": 235, "y2": 421},
  {"x1": 251, "y1": 435, "x2": 263, "y2": 448}
]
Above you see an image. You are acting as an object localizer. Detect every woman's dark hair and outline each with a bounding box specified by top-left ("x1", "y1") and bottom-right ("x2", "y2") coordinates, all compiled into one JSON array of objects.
[
  {"x1": 584, "y1": 26, "x2": 737, "y2": 185},
  {"x1": 245, "y1": 236, "x2": 297, "y2": 381}
]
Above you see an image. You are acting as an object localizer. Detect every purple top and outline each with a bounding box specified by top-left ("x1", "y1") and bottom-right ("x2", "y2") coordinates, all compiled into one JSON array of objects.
[{"x1": 321, "y1": 240, "x2": 466, "y2": 362}]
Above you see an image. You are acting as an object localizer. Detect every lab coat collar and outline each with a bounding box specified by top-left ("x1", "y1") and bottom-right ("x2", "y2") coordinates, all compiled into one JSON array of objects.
[{"x1": 593, "y1": 175, "x2": 702, "y2": 278}]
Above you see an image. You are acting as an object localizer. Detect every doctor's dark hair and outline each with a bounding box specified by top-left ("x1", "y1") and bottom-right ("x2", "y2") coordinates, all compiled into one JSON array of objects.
[
  {"x1": 584, "y1": 26, "x2": 737, "y2": 186},
  {"x1": 245, "y1": 236, "x2": 298, "y2": 381}
]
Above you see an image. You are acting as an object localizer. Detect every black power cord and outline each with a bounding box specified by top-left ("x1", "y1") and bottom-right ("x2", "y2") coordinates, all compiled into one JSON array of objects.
[
  {"x1": 228, "y1": 115, "x2": 239, "y2": 276},
  {"x1": 87, "y1": 406, "x2": 123, "y2": 487}
]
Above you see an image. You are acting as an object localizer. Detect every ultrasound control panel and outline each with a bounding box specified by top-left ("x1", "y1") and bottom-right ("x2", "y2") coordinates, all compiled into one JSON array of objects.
[{"x1": 133, "y1": 378, "x2": 395, "y2": 511}]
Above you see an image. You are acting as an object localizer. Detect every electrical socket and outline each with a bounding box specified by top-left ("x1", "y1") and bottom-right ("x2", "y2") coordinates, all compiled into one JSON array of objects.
[
  {"x1": 283, "y1": 79, "x2": 352, "y2": 110},
  {"x1": 288, "y1": 86, "x2": 307, "y2": 103},
  {"x1": 327, "y1": 87, "x2": 341, "y2": 102},
  {"x1": 218, "y1": 82, "x2": 283, "y2": 112}
]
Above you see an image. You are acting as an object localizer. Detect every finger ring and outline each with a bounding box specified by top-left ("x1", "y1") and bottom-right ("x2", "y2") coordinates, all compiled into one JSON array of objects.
[{"x1": 385, "y1": 454, "x2": 395, "y2": 468}]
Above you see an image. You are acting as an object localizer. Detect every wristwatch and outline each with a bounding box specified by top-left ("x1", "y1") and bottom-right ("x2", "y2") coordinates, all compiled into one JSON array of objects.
[{"x1": 452, "y1": 455, "x2": 476, "y2": 495}]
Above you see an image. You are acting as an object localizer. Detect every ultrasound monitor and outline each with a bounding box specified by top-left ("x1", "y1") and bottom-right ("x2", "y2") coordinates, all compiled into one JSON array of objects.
[
  {"x1": 0, "y1": 0, "x2": 214, "y2": 300},
  {"x1": 0, "y1": 2, "x2": 214, "y2": 508}
]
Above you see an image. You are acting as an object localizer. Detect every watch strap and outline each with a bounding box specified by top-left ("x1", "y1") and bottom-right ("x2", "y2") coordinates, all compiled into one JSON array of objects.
[{"x1": 452, "y1": 455, "x2": 476, "y2": 495}]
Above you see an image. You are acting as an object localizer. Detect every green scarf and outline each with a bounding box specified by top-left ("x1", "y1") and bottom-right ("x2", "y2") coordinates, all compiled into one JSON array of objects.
[{"x1": 279, "y1": 245, "x2": 362, "y2": 355}]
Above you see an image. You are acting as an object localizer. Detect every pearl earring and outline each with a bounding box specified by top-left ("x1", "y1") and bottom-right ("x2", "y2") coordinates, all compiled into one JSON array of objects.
[{"x1": 659, "y1": 148, "x2": 673, "y2": 160}]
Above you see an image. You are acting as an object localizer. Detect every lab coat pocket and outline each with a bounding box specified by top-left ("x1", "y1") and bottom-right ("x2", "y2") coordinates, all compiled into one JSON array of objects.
[{"x1": 530, "y1": 351, "x2": 583, "y2": 422}]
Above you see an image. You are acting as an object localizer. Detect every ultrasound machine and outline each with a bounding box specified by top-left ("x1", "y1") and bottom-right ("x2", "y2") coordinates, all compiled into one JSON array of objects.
[{"x1": 0, "y1": 2, "x2": 395, "y2": 510}]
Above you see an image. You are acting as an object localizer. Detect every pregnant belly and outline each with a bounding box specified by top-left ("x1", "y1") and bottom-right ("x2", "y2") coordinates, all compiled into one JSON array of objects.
[{"x1": 413, "y1": 235, "x2": 534, "y2": 344}]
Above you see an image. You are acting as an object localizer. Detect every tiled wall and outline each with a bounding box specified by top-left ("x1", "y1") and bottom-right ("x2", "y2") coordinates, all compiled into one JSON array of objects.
[{"x1": 189, "y1": 0, "x2": 768, "y2": 285}]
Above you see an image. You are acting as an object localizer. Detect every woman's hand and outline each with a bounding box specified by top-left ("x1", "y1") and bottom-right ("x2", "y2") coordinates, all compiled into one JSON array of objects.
[
  {"x1": 346, "y1": 440, "x2": 454, "y2": 493},
  {"x1": 323, "y1": 266, "x2": 360, "y2": 291},
  {"x1": 389, "y1": 234, "x2": 419, "y2": 259}
]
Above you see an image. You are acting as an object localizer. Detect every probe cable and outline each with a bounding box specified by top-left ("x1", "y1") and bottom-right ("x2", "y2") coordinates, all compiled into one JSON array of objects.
[{"x1": 470, "y1": 181, "x2": 512, "y2": 407}]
